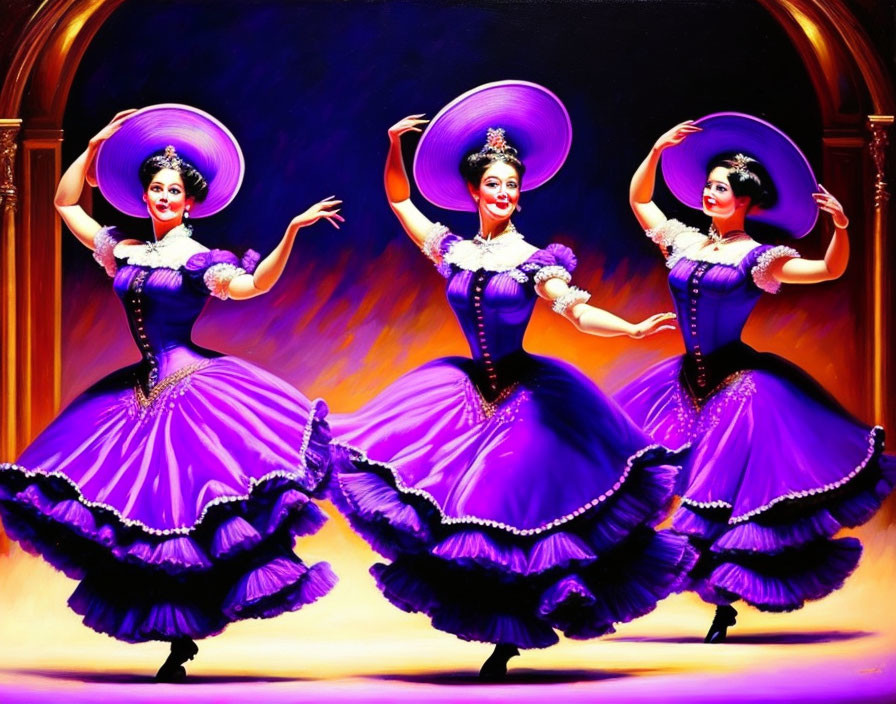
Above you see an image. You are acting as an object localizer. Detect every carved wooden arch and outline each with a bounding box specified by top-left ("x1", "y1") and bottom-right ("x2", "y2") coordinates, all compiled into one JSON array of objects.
[{"x1": 0, "y1": 0, "x2": 893, "y2": 459}]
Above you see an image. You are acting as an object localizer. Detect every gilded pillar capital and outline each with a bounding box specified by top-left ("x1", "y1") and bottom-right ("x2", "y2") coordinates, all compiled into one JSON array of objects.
[{"x1": 868, "y1": 115, "x2": 894, "y2": 209}]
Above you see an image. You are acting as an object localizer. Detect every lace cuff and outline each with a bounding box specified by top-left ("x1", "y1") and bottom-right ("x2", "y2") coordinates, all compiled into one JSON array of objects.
[
  {"x1": 421, "y1": 222, "x2": 451, "y2": 262},
  {"x1": 752, "y1": 246, "x2": 801, "y2": 294},
  {"x1": 552, "y1": 286, "x2": 591, "y2": 315},
  {"x1": 204, "y1": 262, "x2": 246, "y2": 300},
  {"x1": 92, "y1": 228, "x2": 120, "y2": 277},
  {"x1": 534, "y1": 265, "x2": 572, "y2": 285},
  {"x1": 646, "y1": 219, "x2": 701, "y2": 250}
]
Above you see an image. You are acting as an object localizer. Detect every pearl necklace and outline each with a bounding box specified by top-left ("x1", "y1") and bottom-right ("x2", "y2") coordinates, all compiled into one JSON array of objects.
[
  {"x1": 474, "y1": 221, "x2": 520, "y2": 247},
  {"x1": 708, "y1": 224, "x2": 750, "y2": 250}
]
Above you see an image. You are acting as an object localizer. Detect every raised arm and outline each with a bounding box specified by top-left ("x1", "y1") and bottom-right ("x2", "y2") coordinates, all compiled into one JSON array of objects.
[
  {"x1": 55, "y1": 109, "x2": 137, "y2": 249},
  {"x1": 768, "y1": 185, "x2": 850, "y2": 285},
  {"x1": 227, "y1": 197, "x2": 343, "y2": 300},
  {"x1": 630, "y1": 121, "x2": 702, "y2": 232},
  {"x1": 536, "y1": 277, "x2": 676, "y2": 339},
  {"x1": 385, "y1": 114, "x2": 435, "y2": 249}
]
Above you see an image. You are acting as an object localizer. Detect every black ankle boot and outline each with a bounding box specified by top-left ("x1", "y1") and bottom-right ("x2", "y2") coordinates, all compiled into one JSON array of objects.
[
  {"x1": 479, "y1": 643, "x2": 520, "y2": 682},
  {"x1": 704, "y1": 604, "x2": 737, "y2": 643},
  {"x1": 155, "y1": 637, "x2": 199, "y2": 682}
]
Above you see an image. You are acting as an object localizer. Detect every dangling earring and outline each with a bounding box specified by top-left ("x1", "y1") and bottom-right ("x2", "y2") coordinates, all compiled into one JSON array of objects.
[
  {"x1": 184, "y1": 208, "x2": 190, "y2": 220},
  {"x1": 515, "y1": 203, "x2": 522, "y2": 213}
]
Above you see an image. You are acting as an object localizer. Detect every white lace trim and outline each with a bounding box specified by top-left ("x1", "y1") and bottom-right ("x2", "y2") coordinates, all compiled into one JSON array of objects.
[
  {"x1": 421, "y1": 222, "x2": 451, "y2": 262},
  {"x1": 534, "y1": 265, "x2": 572, "y2": 285},
  {"x1": 113, "y1": 225, "x2": 205, "y2": 270},
  {"x1": 334, "y1": 440, "x2": 672, "y2": 536},
  {"x1": 751, "y1": 245, "x2": 801, "y2": 294},
  {"x1": 204, "y1": 263, "x2": 246, "y2": 300},
  {"x1": 552, "y1": 286, "x2": 591, "y2": 315},
  {"x1": 92, "y1": 228, "x2": 119, "y2": 277},
  {"x1": 443, "y1": 229, "x2": 538, "y2": 273},
  {"x1": 680, "y1": 425, "x2": 884, "y2": 523},
  {"x1": 645, "y1": 219, "x2": 703, "y2": 250}
]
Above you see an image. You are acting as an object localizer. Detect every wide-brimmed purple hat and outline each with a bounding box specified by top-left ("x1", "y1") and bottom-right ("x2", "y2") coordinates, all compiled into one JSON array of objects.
[
  {"x1": 413, "y1": 81, "x2": 572, "y2": 211},
  {"x1": 96, "y1": 104, "x2": 244, "y2": 218},
  {"x1": 661, "y1": 112, "x2": 819, "y2": 238}
]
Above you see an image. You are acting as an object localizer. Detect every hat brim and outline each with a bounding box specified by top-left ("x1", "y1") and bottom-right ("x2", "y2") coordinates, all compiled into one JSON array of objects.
[
  {"x1": 413, "y1": 81, "x2": 572, "y2": 212},
  {"x1": 96, "y1": 104, "x2": 244, "y2": 219},
  {"x1": 660, "y1": 112, "x2": 819, "y2": 238}
]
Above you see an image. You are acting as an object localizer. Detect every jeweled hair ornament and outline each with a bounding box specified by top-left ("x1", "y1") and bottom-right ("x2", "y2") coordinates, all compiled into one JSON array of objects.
[
  {"x1": 482, "y1": 128, "x2": 510, "y2": 154},
  {"x1": 730, "y1": 153, "x2": 752, "y2": 175},
  {"x1": 161, "y1": 145, "x2": 183, "y2": 170}
]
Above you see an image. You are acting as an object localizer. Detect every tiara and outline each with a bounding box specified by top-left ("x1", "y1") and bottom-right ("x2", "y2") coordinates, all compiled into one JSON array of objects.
[
  {"x1": 160, "y1": 145, "x2": 183, "y2": 170},
  {"x1": 480, "y1": 127, "x2": 511, "y2": 155},
  {"x1": 730, "y1": 153, "x2": 752, "y2": 174}
]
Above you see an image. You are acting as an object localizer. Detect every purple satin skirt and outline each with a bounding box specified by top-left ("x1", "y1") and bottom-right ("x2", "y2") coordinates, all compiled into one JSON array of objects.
[
  {"x1": 617, "y1": 346, "x2": 896, "y2": 611},
  {"x1": 330, "y1": 353, "x2": 695, "y2": 649},
  {"x1": 0, "y1": 356, "x2": 337, "y2": 642}
]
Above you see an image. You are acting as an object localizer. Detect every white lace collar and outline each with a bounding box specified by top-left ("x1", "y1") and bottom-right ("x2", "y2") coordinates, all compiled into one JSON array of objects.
[
  {"x1": 667, "y1": 231, "x2": 762, "y2": 270},
  {"x1": 113, "y1": 225, "x2": 206, "y2": 270},
  {"x1": 443, "y1": 224, "x2": 538, "y2": 273}
]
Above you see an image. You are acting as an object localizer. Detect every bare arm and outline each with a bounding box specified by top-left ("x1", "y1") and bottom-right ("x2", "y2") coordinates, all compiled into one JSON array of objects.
[
  {"x1": 228, "y1": 197, "x2": 343, "y2": 300},
  {"x1": 55, "y1": 109, "x2": 137, "y2": 249},
  {"x1": 537, "y1": 277, "x2": 676, "y2": 338},
  {"x1": 630, "y1": 121, "x2": 702, "y2": 232},
  {"x1": 770, "y1": 185, "x2": 850, "y2": 284},
  {"x1": 385, "y1": 114, "x2": 435, "y2": 249}
]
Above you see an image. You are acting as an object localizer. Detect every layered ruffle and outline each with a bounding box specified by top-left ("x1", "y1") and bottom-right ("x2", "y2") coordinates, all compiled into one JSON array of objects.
[
  {"x1": 617, "y1": 348, "x2": 896, "y2": 611},
  {"x1": 0, "y1": 355, "x2": 337, "y2": 641}
]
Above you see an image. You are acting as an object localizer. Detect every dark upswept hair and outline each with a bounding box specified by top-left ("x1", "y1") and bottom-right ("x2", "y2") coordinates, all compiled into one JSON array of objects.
[
  {"x1": 139, "y1": 150, "x2": 209, "y2": 202},
  {"x1": 460, "y1": 141, "x2": 526, "y2": 187},
  {"x1": 707, "y1": 152, "x2": 777, "y2": 210}
]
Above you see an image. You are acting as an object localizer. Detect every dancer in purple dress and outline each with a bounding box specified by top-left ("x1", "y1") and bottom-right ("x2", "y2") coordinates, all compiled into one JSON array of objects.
[
  {"x1": 329, "y1": 82, "x2": 694, "y2": 680},
  {"x1": 617, "y1": 113, "x2": 896, "y2": 643},
  {"x1": 0, "y1": 105, "x2": 343, "y2": 680}
]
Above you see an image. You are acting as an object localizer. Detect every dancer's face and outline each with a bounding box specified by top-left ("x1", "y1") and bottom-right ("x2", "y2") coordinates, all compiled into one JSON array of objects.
[
  {"x1": 143, "y1": 168, "x2": 194, "y2": 224},
  {"x1": 472, "y1": 161, "x2": 520, "y2": 223},
  {"x1": 702, "y1": 167, "x2": 749, "y2": 218}
]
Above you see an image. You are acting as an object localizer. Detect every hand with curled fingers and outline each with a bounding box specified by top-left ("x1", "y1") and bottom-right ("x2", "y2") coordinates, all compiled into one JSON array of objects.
[
  {"x1": 653, "y1": 121, "x2": 702, "y2": 153},
  {"x1": 388, "y1": 114, "x2": 429, "y2": 142},
  {"x1": 291, "y1": 196, "x2": 345, "y2": 231},
  {"x1": 813, "y1": 184, "x2": 849, "y2": 230},
  {"x1": 630, "y1": 312, "x2": 678, "y2": 339}
]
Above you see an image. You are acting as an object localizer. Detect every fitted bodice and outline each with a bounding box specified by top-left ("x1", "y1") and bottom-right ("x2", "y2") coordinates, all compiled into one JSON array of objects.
[
  {"x1": 92, "y1": 225, "x2": 258, "y2": 390},
  {"x1": 113, "y1": 264, "x2": 212, "y2": 388},
  {"x1": 668, "y1": 252, "x2": 765, "y2": 357},
  {"x1": 425, "y1": 223, "x2": 579, "y2": 399},
  {"x1": 446, "y1": 267, "x2": 538, "y2": 391},
  {"x1": 647, "y1": 219, "x2": 801, "y2": 397}
]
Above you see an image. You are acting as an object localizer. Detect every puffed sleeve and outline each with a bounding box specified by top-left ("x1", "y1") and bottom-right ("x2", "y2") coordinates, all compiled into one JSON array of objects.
[
  {"x1": 92, "y1": 226, "x2": 125, "y2": 277},
  {"x1": 526, "y1": 243, "x2": 578, "y2": 285},
  {"x1": 421, "y1": 222, "x2": 462, "y2": 277},
  {"x1": 645, "y1": 218, "x2": 703, "y2": 252},
  {"x1": 184, "y1": 248, "x2": 260, "y2": 300},
  {"x1": 522, "y1": 243, "x2": 592, "y2": 314},
  {"x1": 750, "y1": 245, "x2": 801, "y2": 294}
]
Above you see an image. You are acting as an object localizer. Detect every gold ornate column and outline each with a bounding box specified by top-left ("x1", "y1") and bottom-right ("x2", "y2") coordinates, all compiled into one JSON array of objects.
[
  {"x1": 20, "y1": 129, "x2": 63, "y2": 448},
  {"x1": 0, "y1": 119, "x2": 21, "y2": 461},
  {"x1": 868, "y1": 115, "x2": 893, "y2": 430}
]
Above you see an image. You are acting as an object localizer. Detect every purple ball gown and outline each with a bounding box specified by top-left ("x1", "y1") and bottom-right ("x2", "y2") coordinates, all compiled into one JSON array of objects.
[
  {"x1": 0, "y1": 225, "x2": 336, "y2": 642},
  {"x1": 329, "y1": 223, "x2": 695, "y2": 649},
  {"x1": 616, "y1": 219, "x2": 896, "y2": 611}
]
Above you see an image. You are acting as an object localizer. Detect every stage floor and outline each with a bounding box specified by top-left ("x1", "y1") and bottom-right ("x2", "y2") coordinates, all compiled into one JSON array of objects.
[{"x1": 1, "y1": 509, "x2": 894, "y2": 703}]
